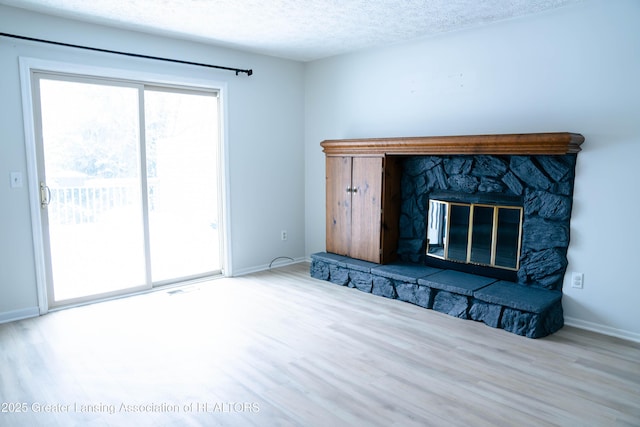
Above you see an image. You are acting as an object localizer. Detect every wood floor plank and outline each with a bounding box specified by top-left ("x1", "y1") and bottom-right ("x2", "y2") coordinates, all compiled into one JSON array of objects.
[{"x1": 0, "y1": 262, "x2": 639, "y2": 426}]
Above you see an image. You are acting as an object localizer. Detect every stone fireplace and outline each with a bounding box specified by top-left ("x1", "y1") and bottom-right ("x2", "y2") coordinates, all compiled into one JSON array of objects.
[
  {"x1": 311, "y1": 133, "x2": 584, "y2": 338},
  {"x1": 398, "y1": 153, "x2": 577, "y2": 292}
]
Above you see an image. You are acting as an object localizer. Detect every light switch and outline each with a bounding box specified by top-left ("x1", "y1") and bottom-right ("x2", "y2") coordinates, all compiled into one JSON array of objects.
[{"x1": 10, "y1": 172, "x2": 23, "y2": 188}]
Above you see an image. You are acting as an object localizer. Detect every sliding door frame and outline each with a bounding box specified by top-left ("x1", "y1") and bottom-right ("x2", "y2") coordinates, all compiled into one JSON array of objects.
[{"x1": 19, "y1": 57, "x2": 232, "y2": 314}]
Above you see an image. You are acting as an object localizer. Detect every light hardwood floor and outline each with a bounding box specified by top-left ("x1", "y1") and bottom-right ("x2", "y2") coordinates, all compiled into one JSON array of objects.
[{"x1": 1, "y1": 262, "x2": 638, "y2": 426}]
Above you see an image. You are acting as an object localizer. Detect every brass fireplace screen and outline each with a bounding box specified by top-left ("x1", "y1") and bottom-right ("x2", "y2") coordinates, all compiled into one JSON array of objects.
[{"x1": 426, "y1": 199, "x2": 523, "y2": 271}]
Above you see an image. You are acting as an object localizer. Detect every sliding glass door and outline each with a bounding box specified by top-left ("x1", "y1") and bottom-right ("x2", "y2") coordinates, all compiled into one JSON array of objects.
[
  {"x1": 144, "y1": 88, "x2": 221, "y2": 283},
  {"x1": 33, "y1": 73, "x2": 222, "y2": 307}
]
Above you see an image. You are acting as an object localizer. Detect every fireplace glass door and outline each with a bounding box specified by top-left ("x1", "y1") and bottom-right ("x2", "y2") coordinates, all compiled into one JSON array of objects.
[
  {"x1": 426, "y1": 199, "x2": 523, "y2": 271},
  {"x1": 446, "y1": 204, "x2": 470, "y2": 263}
]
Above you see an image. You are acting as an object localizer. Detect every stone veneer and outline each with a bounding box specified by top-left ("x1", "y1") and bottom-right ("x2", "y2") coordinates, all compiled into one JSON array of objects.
[
  {"x1": 312, "y1": 154, "x2": 577, "y2": 338},
  {"x1": 399, "y1": 154, "x2": 577, "y2": 292}
]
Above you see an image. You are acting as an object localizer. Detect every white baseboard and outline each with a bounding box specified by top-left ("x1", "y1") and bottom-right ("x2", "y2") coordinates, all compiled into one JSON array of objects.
[
  {"x1": 232, "y1": 256, "x2": 307, "y2": 277},
  {"x1": 0, "y1": 307, "x2": 40, "y2": 325},
  {"x1": 564, "y1": 316, "x2": 640, "y2": 343}
]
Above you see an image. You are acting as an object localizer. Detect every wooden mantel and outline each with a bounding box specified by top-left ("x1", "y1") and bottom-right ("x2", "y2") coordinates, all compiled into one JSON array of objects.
[{"x1": 320, "y1": 132, "x2": 584, "y2": 156}]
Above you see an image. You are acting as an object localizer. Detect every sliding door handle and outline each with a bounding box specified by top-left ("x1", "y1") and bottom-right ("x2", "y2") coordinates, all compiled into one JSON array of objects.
[{"x1": 40, "y1": 182, "x2": 51, "y2": 209}]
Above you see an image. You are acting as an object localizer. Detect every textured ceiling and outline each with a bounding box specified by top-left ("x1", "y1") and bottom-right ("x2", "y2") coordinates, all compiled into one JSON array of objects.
[{"x1": 1, "y1": 0, "x2": 582, "y2": 61}]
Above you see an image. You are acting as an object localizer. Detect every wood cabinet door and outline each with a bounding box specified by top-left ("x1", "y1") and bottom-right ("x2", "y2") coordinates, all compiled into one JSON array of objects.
[
  {"x1": 350, "y1": 157, "x2": 383, "y2": 263},
  {"x1": 326, "y1": 156, "x2": 352, "y2": 256}
]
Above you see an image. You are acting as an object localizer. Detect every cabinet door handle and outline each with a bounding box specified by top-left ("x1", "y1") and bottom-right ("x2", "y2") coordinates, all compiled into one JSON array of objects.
[
  {"x1": 352, "y1": 187, "x2": 358, "y2": 193},
  {"x1": 346, "y1": 186, "x2": 352, "y2": 193}
]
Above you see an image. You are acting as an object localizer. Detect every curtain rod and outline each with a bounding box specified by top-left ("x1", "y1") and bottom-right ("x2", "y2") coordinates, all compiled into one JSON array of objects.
[{"x1": 0, "y1": 32, "x2": 253, "y2": 76}]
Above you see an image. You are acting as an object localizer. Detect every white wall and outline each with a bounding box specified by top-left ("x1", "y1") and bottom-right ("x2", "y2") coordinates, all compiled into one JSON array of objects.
[
  {"x1": 305, "y1": 0, "x2": 640, "y2": 341},
  {"x1": 0, "y1": 6, "x2": 305, "y2": 320}
]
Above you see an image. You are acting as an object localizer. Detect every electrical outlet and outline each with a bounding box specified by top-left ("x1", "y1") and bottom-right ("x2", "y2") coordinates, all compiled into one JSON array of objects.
[
  {"x1": 571, "y1": 272, "x2": 584, "y2": 289},
  {"x1": 281, "y1": 230, "x2": 287, "y2": 241}
]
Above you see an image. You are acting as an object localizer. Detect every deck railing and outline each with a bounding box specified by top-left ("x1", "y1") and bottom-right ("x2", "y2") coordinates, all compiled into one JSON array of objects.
[{"x1": 48, "y1": 181, "x2": 155, "y2": 225}]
